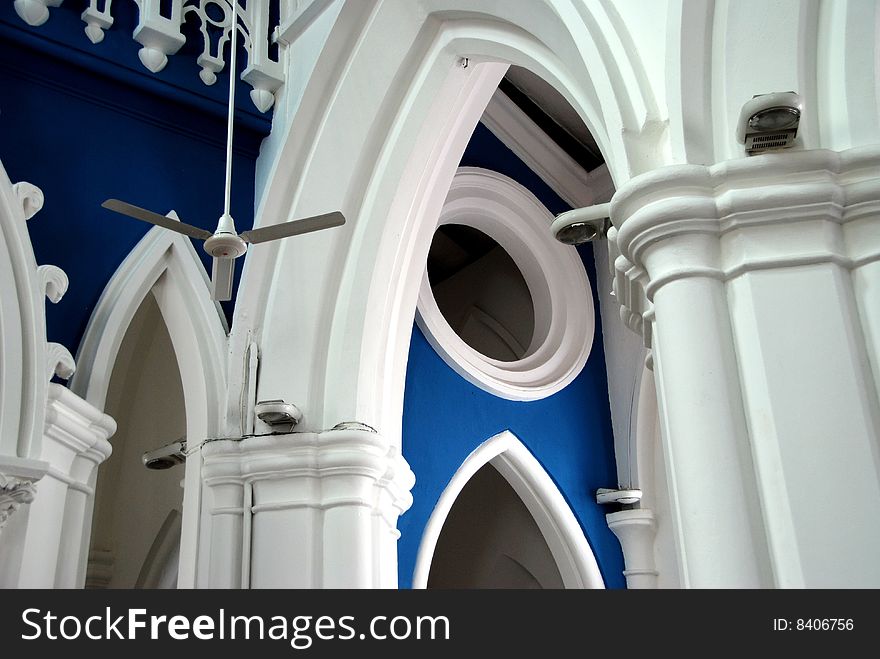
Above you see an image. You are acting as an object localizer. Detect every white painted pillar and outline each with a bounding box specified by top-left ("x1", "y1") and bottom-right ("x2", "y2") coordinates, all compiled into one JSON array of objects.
[
  {"x1": 201, "y1": 428, "x2": 414, "y2": 588},
  {"x1": 611, "y1": 146, "x2": 880, "y2": 588},
  {"x1": 9, "y1": 384, "x2": 114, "y2": 587},
  {"x1": 606, "y1": 509, "x2": 658, "y2": 589}
]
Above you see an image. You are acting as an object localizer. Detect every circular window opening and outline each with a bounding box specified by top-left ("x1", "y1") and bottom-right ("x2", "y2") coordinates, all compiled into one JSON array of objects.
[
  {"x1": 416, "y1": 168, "x2": 594, "y2": 401},
  {"x1": 427, "y1": 224, "x2": 535, "y2": 362}
]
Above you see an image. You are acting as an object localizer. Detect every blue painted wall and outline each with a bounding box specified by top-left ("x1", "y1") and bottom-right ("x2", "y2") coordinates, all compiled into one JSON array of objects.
[
  {"x1": 0, "y1": 4, "x2": 268, "y2": 352},
  {"x1": 398, "y1": 124, "x2": 625, "y2": 589}
]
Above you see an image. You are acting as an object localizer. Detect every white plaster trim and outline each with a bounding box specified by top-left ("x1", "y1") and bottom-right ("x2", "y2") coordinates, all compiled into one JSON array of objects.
[
  {"x1": 608, "y1": 146, "x2": 880, "y2": 346},
  {"x1": 0, "y1": 163, "x2": 49, "y2": 461},
  {"x1": 201, "y1": 429, "x2": 414, "y2": 587},
  {"x1": 412, "y1": 430, "x2": 605, "y2": 589},
  {"x1": 416, "y1": 167, "x2": 594, "y2": 401},
  {"x1": 71, "y1": 226, "x2": 227, "y2": 410},
  {"x1": 242, "y1": 0, "x2": 663, "y2": 444},
  {"x1": 612, "y1": 146, "x2": 880, "y2": 262},
  {"x1": 481, "y1": 89, "x2": 614, "y2": 208},
  {"x1": 606, "y1": 508, "x2": 658, "y2": 589},
  {"x1": 202, "y1": 429, "x2": 414, "y2": 522},
  {"x1": 43, "y1": 383, "x2": 115, "y2": 467}
]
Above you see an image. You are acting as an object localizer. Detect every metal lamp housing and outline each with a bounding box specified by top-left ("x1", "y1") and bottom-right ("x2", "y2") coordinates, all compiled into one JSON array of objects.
[{"x1": 736, "y1": 91, "x2": 802, "y2": 155}]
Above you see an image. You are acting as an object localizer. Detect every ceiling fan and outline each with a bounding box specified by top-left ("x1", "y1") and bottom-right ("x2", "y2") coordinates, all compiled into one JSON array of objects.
[{"x1": 101, "y1": 2, "x2": 344, "y2": 301}]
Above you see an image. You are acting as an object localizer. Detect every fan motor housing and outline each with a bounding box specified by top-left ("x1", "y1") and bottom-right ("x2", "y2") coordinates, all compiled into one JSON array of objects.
[{"x1": 204, "y1": 232, "x2": 247, "y2": 258}]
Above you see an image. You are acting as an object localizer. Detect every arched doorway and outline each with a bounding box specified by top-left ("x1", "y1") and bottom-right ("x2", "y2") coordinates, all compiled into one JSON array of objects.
[
  {"x1": 413, "y1": 431, "x2": 605, "y2": 589},
  {"x1": 87, "y1": 292, "x2": 186, "y2": 588},
  {"x1": 428, "y1": 462, "x2": 563, "y2": 588},
  {"x1": 70, "y1": 226, "x2": 227, "y2": 588}
]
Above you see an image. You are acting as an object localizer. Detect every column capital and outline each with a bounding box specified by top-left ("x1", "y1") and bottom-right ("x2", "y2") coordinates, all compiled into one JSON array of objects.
[
  {"x1": 201, "y1": 428, "x2": 415, "y2": 587},
  {"x1": 202, "y1": 428, "x2": 415, "y2": 519},
  {"x1": 607, "y1": 145, "x2": 880, "y2": 343},
  {"x1": 613, "y1": 145, "x2": 880, "y2": 267},
  {"x1": 43, "y1": 383, "x2": 115, "y2": 471},
  {"x1": 606, "y1": 509, "x2": 658, "y2": 589},
  {"x1": 0, "y1": 457, "x2": 48, "y2": 533}
]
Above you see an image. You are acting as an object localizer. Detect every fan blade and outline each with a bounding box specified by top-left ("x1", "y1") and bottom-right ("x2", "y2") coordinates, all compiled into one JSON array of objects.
[
  {"x1": 240, "y1": 211, "x2": 345, "y2": 245},
  {"x1": 211, "y1": 257, "x2": 235, "y2": 302},
  {"x1": 102, "y1": 199, "x2": 214, "y2": 241}
]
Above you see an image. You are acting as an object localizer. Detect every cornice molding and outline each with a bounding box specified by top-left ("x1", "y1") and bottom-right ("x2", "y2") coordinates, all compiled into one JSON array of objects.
[
  {"x1": 43, "y1": 383, "x2": 115, "y2": 466},
  {"x1": 607, "y1": 146, "x2": 880, "y2": 344},
  {"x1": 612, "y1": 146, "x2": 880, "y2": 266},
  {"x1": 202, "y1": 428, "x2": 415, "y2": 524}
]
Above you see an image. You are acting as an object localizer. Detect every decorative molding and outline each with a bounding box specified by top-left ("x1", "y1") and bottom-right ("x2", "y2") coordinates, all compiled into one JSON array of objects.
[
  {"x1": 481, "y1": 89, "x2": 614, "y2": 208},
  {"x1": 606, "y1": 226, "x2": 652, "y2": 348},
  {"x1": 606, "y1": 508, "x2": 658, "y2": 589},
  {"x1": 412, "y1": 430, "x2": 605, "y2": 589},
  {"x1": 416, "y1": 167, "x2": 594, "y2": 401},
  {"x1": 201, "y1": 427, "x2": 415, "y2": 587},
  {"x1": 0, "y1": 165, "x2": 49, "y2": 461},
  {"x1": 13, "y1": 0, "x2": 285, "y2": 113},
  {"x1": 12, "y1": 182, "x2": 44, "y2": 220},
  {"x1": 0, "y1": 474, "x2": 37, "y2": 531},
  {"x1": 7, "y1": 384, "x2": 116, "y2": 587},
  {"x1": 612, "y1": 146, "x2": 880, "y2": 274},
  {"x1": 43, "y1": 383, "x2": 115, "y2": 466},
  {"x1": 607, "y1": 146, "x2": 880, "y2": 346},
  {"x1": 202, "y1": 428, "x2": 414, "y2": 524},
  {"x1": 37, "y1": 264, "x2": 69, "y2": 304},
  {"x1": 46, "y1": 342, "x2": 76, "y2": 381}
]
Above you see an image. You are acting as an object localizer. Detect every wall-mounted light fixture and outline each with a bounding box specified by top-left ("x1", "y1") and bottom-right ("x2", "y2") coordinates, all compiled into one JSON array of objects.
[
  {"x1": 142, "y1": 439, "x2": 187, "y2": 470},
  {"x1": 736, "y1": 91, "x2": 802, "y2": 155},
  {"x1": 596, "y1": 487, "x2": 642, "y2": 505},
  {"x1": 551, "y1": 202, "x2": 611, "y2": 245},
  {"x1": 255, "y1": 400, "x2": 303, "y2": 428}
]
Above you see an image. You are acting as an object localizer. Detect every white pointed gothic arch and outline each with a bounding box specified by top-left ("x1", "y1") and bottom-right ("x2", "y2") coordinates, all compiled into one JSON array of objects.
[
  {"x1": 412, "y1": 431, "x2": 605, "y2": 589},
  {"x1": 70, "y1": 225, "x2": 228, "y2": 588},
  {"x1": 236, "y1": 0, "x2": 663, "y2": 448},
  {"x1": 0, "y1": 162, "x2": 50, "y2": 463}
]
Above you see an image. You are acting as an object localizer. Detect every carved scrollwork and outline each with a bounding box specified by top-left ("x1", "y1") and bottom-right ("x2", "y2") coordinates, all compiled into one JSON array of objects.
[
  {"x1": 47, "y1": 342, "x2": 76, "y2": 381},
  {"x1": 0, "y1": 474, "x2": 37, "y2": 531},
  {"x1": 12, "y1": 181, "x2": 44, "y2": 221},
  {"x1": 37, "y1": 265, "x2": 70, "y2": 304}
]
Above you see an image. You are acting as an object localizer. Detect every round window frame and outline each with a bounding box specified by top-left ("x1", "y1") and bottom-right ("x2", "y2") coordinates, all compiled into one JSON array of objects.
[{"x1": 416, "y1": 167, "x2": 594, "y2": 400}]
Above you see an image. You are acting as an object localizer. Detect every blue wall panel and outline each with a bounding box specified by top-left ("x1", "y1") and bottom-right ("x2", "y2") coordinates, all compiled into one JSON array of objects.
[
  {"x1": 398, "y1": 125, "x2": 625, "y2": 589},
  {"x1": 0, "y1": 9, "x2": 267, "y2": 352}
]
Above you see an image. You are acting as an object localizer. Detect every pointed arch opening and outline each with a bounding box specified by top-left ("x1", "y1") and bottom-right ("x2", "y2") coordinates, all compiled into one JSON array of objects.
[
  {"x1": 413, "y1": 431, "x2": 604, "y2": 589},
  {"x1": 70, "y1": 227, "x2": 227, "y2": 588},
  {"x1": 87, "y1": 292, "x2": 186, "y2": 588}
]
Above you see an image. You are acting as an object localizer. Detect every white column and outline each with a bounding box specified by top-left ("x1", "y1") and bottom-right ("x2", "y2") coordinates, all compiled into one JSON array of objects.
[
  {"x1": 611, "y1": 146, "x2": 880, "y2": 588},
  {"x1": 10, "y1": 384, "x2": 114, "y2": 587},
  {"x1": 0, "y1": 458, "x2": 46, "y2": 587},
  {"x1": 606, "y1": 509, "x2": 658, "y2": 589},
  {"x1": 201, "y1": 428, "x2": 414, "y2": 588}
]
